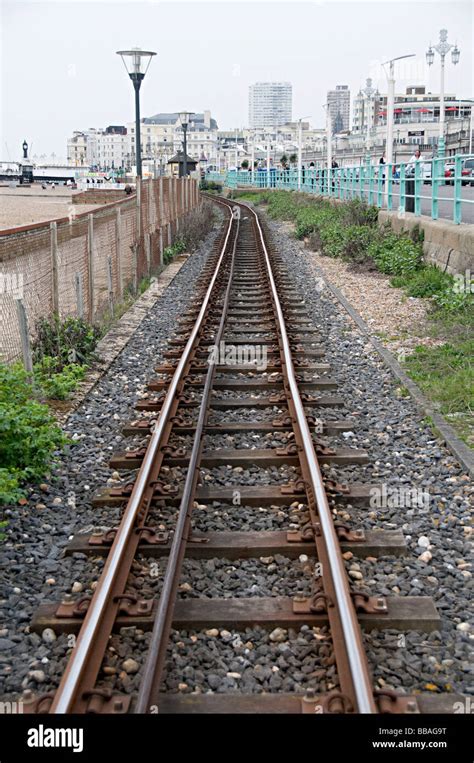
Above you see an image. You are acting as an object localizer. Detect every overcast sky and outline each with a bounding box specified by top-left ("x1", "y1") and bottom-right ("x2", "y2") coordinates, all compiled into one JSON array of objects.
[{"x1": 1, "y1": 0, "x2": 472, "y2": 161}]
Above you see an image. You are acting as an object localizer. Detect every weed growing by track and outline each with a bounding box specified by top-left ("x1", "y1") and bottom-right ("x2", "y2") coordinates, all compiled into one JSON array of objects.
[
  {"x1": 0, "y1": 364, "x2": 66, "y2": 504},
  {"x1": 235, "y1": 189, "x2": 473, "y2": 445}
]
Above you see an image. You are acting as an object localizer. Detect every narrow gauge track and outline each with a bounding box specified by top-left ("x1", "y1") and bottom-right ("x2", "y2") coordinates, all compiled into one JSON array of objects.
[{"x1": 27, "y1": 195, "x2": 440, "y2": 715}]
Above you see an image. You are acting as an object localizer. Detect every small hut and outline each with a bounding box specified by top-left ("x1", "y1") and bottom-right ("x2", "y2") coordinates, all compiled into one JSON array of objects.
[{"x1": 167, "y1": 151, "x2": 198, "y2": 178}]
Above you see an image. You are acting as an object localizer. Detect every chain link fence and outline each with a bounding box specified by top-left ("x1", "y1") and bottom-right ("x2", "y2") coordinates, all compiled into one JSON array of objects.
[{"x1": 0, "y1": 177, "x2": 199, "y2": 364}]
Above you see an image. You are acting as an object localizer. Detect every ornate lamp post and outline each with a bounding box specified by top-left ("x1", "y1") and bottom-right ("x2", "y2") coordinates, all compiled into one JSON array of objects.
[
  {"x1": 362, "y1": 78, "x2": 376, "y2": 166},
  {"x1": 426, "y1": 29, "x2": 460, "y2": 157},
  {"x1": 116, "y1": 48, "x2": 156, "y2": 178},
  {"x1": 179, "y1": 111, "x2": 192, "y2": 177}
]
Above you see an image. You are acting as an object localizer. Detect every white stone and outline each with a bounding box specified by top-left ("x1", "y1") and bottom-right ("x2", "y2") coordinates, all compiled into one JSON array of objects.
[
  {"x1": 205, "y1": 629, "x2": 219, "y2": 637},
  {"x1": 41, "y1": 628, "x2": 57, "y2": 644},
  {"x1": 269, "y1": 627, "x2": 287, "y2": 643},
  {"x1": 418, "y1": 551, "x2": 432, "y2": 563},
  {"x1": 417, "y1": 536, "x2": 430, "y2": 548},
  {"x1": 28, "y1": 670, "x2": 46, "y2": 682},
  {"x1": 456, "y1": 622, "x2": 471, "y2": 633},
  {"x1": 122, "y1": 658, "x2": 139, "y2": 674},
  {"x1": 72, "y1": 581, "x2": 83, "y2": 593}
]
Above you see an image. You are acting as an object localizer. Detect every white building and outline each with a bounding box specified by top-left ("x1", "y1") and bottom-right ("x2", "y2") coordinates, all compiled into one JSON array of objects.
[
  {"x1": 130, "y1": 111, "x2": 218, "y2": 171},
  {"x1": 351, "y1": 86, "x2": 472, "y2": 157},
  {"x1": 248, "y1": 82, "x2": 292, "y2": 128},
  {"x1": 67, "y1": 127, "x2": 127, "y2": 170},
  {"x1": 67, "y1": 131, "x2": 88, "y2": 167},
  {"x1": 96, "y1": 127, "x2": 128, "y2": 170}
]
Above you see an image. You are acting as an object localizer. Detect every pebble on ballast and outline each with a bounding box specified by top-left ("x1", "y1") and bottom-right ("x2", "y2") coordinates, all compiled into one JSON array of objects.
[
  {"x1": 122, "y1": 658, "x2": 139, "y2": 674},
  {"x1": 41, "y1": 628, "x2": 57, "y2": 644},
  {"x1": 456, "y1": 623, "x2": 471, "y2": 633},
  {"x1": 28, "y1": 670, "x2": 46, "y2": 683},
  {"x1": 349, "y1": 570, "x2": 363, "y2": 580},
  {"x1": 417, "y1": 535, "x2": 430, "y2": 548},
  {"x1": 205, "y1": 629, "x2": 219, "y2": 637},
  {"x1": 72, "y1": 581, "x2": 83, "y2": 593},
  {"x1": 269, "y1": 627, "x2": 287, "y2": 643},
  {"x1": 418, "y1": 551, "x2": 432, "y2": 564}
]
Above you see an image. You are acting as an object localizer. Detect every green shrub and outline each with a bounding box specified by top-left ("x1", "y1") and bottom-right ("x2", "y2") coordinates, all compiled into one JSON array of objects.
[
  {"x1": 33, "y1": 315, "x2": 100, "y2": 370},
  {"x1": 339, "y1": 225, "x2": 377, "y2": 264},
  {"x1": 34, "y1": 357, "x2": 87, "y2": 400},
  {"x1": 368, "y1": 232, "x2": 423, "y2": 275},
  {"x1": 199, "y1": 179, "x2": 222, "y2": 192},
  {"x1": 319, "y1": 221, "x2": 346, "y2": 258},
  {"x1": 340, "y1": 198, "x2": 378, "y2": 228},
  {"x1": 0, "y1": 469, "x2": 23, "y2": 505},
  {"x1": 0, "y1": 364, "x2": 65, "y2": 504},
  {"x1": 163, "y1": 239, "x2": 186, "y2": 265}
]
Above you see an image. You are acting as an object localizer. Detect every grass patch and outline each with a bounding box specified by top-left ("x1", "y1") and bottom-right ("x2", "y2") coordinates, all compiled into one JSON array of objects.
[{"x1": 252, "y1": 189, "x2": 473, "y2": 447}]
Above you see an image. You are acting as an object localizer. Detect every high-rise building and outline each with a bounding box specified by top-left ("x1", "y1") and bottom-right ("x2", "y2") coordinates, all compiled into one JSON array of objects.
[
  {"x1": 249, "y1": 82, "x2": 292, "y2": 128},
  {"x1": 327, "y1": 85, "x2": 350, "y2": 134}
]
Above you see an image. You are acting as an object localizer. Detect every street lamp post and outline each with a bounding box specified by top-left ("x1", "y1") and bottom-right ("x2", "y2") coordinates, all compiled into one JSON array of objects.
[
  {"x1": 250, "y1": 137, "x2": 255, "y2": 184},
  {"x1": 117, "y1": 48, "x2": 156, "y2": 178},
  {"x1": 179, "y1": 112, "x2": 192, "y2": 177},
  {"x1": 426, "y1": 29, "x2": 461, "y2": 157},
  {"x1": 381, "y1": 53, "x2": 415, "y2": 203},
  {"x1": 266, "y1": 138, "x2": 271, "y2": 188},
  {"x1": 362, "y1": 78, "x2": 376, "y2": 166},
  {"x1": 296, "y1": 116, "x2": 310, "y2": 190},
  {"x1": 322, "y1": 104, "x2": 332, "y2": 193}
]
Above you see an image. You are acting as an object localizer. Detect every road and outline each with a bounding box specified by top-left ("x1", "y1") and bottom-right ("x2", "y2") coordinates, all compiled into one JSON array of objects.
[{"x1": 359, "y1": 182, "x2": 474, "y2": 224}]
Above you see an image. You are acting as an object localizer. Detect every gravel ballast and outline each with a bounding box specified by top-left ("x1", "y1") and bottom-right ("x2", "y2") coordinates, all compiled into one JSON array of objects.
[{"x1": 0, "y1": 205, "x2": 471, "y2": 707}]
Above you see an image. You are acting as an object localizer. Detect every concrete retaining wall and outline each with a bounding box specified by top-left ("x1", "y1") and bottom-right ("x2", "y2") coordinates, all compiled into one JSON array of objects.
[{"x1": 378, "y1": 210, "x2": 474, "y2": 275}]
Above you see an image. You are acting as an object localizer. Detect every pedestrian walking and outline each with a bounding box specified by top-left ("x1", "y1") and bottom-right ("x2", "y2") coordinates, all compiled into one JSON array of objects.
[{"x1": 379, "y1": 153, "x2": 386, "y2": 185}]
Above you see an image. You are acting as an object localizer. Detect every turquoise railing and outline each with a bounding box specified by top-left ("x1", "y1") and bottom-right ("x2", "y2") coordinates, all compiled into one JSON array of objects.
[{"x1": 212, "y1": 154, "x2": 474, "y2": 224}]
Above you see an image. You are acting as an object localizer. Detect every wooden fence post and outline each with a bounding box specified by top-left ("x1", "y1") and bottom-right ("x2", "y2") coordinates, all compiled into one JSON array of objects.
[
  {"x1": 87, "y1": 213, "x2": 95, "y2": 323},
  {"x1": 159, "y1": 228, "x2": 164, "y2": 266},
  {"x1": 15, "y1": 298, "x2": 33, "y2": 373},
  {"x1": 75, "y1": 272, "x2": 84, "y2": 319},
  {"x1": 115, "y1": 207, "x2": 123, "y2": 298},
  {"x1": 50, "y1": 221, "x2": 59, "y2": 314},
  {"x1": 145, "y1": 233, "x2": 151, "y2": 276},
  {"x1": 107, "y1": 255, "x2": 114, "y2": 313},
  {"x1": 159, "y1": 177, "x2": 164, "y2": 225}
]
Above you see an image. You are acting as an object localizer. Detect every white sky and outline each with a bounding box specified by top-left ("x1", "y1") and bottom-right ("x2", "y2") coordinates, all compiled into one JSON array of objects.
[{"x1": 1, "y1": 0, "x2": 472, "y2": 160}]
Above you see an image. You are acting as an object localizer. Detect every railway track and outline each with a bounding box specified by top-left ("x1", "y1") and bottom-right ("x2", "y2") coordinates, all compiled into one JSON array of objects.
[{"x1": 25, "y1": 194, "x2": 442, "y2": 715}]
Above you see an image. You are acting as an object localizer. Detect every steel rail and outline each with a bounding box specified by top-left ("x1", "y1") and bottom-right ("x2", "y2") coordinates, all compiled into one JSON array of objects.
[
  {"x1": 135, "y1": 209, "x2": 239, "y2": 713},
  {"x1": 50, "y1": 205, "x2": 235, "y2": 714},
  {"x1": 246, "y1": 202, "x2": 376, "y2": 714}
]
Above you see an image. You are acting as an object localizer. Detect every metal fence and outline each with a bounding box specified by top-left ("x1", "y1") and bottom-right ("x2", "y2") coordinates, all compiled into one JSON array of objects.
[
  {"x1": 0, "y1": 177, "x2": 199, "y2": 364},
  {"x1": 209, "y1": 153, "x2": 474, "y2": 225}
]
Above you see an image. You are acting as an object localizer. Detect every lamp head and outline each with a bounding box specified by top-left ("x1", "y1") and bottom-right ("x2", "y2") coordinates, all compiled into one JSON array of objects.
[{"x1": 117, "y1": 48, "x2": 156, "y2": 82}]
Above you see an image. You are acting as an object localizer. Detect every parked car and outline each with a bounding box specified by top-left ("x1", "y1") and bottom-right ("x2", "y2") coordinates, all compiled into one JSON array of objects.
[
  {"x1": 461, "y1": 158, "x2": 474, "y2": 186},
  {"x1": 444, "y1": 162, "x2": 455, "y2": 185},
  {"x1": 405, "y1": 161, "x2": 432, "y2": 183}
]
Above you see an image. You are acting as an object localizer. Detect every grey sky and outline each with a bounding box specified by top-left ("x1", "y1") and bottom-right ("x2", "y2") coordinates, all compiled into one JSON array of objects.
[{"x1": 1, "y1": 0, "x2": 472, "y2": 160}]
